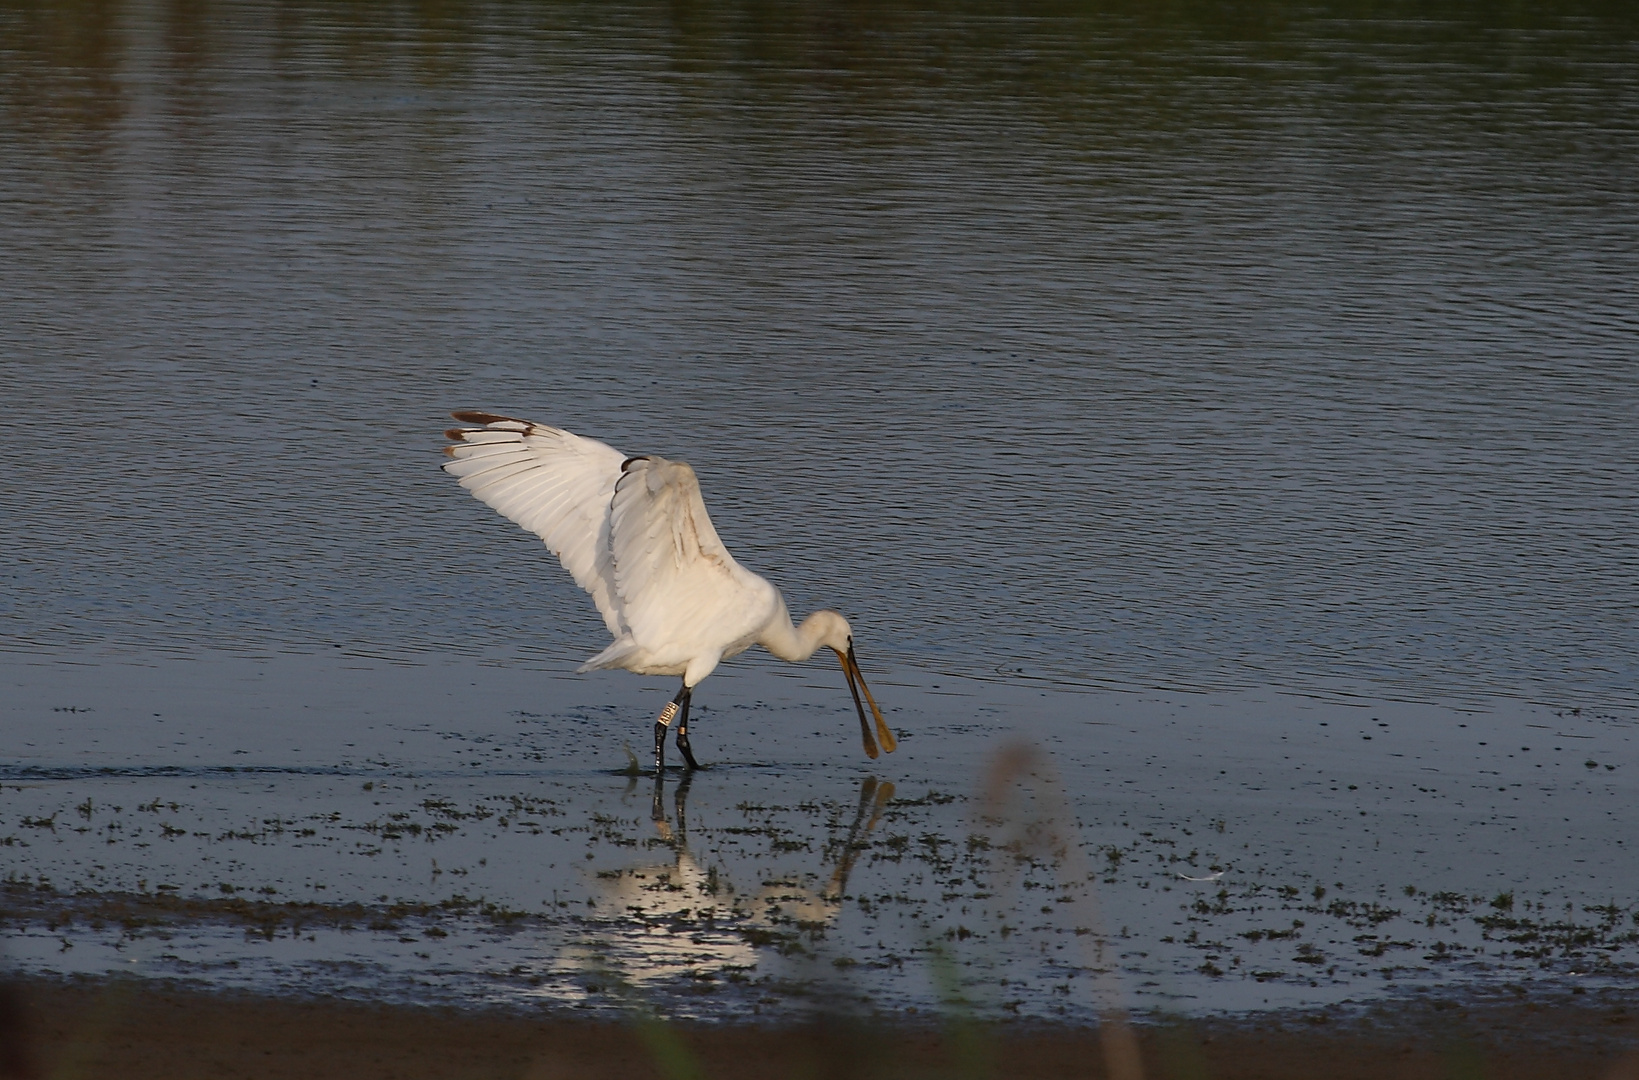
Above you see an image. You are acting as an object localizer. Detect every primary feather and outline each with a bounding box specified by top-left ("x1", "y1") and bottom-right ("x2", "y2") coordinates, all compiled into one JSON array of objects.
[
  {"x1": 443, "y1": 412, "x2": 778, "y2": 685},
  {"x1": 442, "y1": 411, "x2": 627, "y2": 636}
]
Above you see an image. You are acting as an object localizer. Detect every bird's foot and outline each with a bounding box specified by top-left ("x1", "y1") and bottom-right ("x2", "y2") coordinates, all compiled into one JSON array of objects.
[{"x1": 676, "y1": 728, "x2": 701, "y2": 771}]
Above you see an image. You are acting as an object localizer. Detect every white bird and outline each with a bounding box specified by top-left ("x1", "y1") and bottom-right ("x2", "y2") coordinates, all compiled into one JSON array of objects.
[{"x1": 441, "y1": 411, "x2": 897, "y2": 773}]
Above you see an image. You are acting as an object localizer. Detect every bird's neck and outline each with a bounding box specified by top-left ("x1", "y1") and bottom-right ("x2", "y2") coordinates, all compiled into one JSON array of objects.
[{"x1": 760, "y1": 608, "x2": 836, "y2": 663}]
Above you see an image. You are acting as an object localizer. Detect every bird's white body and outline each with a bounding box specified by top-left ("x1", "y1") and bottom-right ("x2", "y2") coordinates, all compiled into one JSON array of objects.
[
  {"x1": 441, "y1": 411, "x2": 894, "y2": 766},
  {"x1": 442, "y1": 414, "x2": 845, "y2": 687}
]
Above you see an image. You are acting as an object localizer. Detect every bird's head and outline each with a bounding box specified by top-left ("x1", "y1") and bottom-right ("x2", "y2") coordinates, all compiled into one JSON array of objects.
[{"x1": 812, "y1": 610, "x2": 898, "y2": 761}]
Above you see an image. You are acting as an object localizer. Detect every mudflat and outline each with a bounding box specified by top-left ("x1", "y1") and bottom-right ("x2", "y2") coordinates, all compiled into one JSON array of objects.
[{"x1": 6, "y1": 976, "x2": 1637, "y2": 1080}]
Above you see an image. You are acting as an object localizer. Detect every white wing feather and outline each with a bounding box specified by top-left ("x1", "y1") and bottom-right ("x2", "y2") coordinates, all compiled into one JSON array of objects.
[
  {"x1": 608, "y1": 456, "x2": 775, "y2": 662},
  {"x1": 442, "y1": 413, "x2": 627, "y2": 636}
]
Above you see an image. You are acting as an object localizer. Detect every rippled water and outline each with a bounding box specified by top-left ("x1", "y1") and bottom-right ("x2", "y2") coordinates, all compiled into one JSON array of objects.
[{"x1": 4, "y1": 0, "x2": 1637, "y2": 708}]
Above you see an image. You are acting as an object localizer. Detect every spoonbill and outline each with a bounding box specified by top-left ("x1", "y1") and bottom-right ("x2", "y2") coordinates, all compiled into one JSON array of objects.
[{"x1": 441, "y1": 411, "x2": 897, "y2": 773}]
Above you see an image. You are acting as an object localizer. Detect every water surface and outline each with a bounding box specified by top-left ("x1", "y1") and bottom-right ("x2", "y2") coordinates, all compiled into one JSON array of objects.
[
  {"x1": 4, "y1": 651, "x2": 1635, "y2": 1020},
  {"x1": 3, "y1": 0, "x2": 1638, "y2": 1023},
  {"x1": 4, "y1": 0, "x2": 1637, "y2": 707}
]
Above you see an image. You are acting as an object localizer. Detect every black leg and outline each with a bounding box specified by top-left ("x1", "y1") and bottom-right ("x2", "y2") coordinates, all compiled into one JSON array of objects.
[
  {"x1": 653, "y1": 684, "x2": 687, "y2": 776},
  {"x1": 674, "y1": 685, "x2": 701, "y2": 770}
]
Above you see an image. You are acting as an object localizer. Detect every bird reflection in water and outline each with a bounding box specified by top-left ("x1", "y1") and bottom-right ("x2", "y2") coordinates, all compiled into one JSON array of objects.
[{"x1": 580, "y1": 773, "x2": 895, "y2": 990}]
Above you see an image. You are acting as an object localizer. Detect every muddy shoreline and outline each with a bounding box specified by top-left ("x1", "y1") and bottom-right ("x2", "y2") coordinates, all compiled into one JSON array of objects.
[{"x1": 3, "y1": 974, "x2": 1635, "y2": 1080}]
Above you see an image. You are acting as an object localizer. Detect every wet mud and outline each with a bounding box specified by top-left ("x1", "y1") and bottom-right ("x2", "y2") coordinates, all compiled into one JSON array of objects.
[{"x1": 3, "y1": 651, "x2": 1634, "y2": 1024}]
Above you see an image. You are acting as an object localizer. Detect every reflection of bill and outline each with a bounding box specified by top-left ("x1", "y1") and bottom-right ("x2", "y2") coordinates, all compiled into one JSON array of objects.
[
  {"x1": 761, "y1": 775, "x2": 895, "y2": 925},
  {"x1": 585, "y1": 774, "x2": 895, "y2": 986}
]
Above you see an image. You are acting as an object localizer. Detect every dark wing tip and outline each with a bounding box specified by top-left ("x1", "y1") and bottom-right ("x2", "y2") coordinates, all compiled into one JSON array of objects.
[
  {"x1": 450, "y1": 410, "x2": 515, "y2": 426},
  {"x1": 443, "y1": 428, "x2": 470, "y2": 442},
  {"x1": 621, "y1": 455, "x2": 651, "y2": 472}
]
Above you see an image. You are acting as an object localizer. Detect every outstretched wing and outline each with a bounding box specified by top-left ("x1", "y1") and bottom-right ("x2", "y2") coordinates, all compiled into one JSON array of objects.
[
  {"x1": 442, "y1": 411, "x2": 627, "y2": 636},
  {"x1": 609, "y1": 456, "x2": 772, "y2": 653}
]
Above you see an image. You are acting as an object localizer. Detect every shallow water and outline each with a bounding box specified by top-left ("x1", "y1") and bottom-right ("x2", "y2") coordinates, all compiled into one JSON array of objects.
[
  {"x1": 2, "y1": 0, "x2": 1638, "y2": 1023},
  {"x1": 3, "y1": 651, "x2": 1635, "y2": 1020}
]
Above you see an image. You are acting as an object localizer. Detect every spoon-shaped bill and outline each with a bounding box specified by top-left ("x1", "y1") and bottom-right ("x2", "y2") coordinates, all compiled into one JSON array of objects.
[{"x1": 836, "y1": 645, "x2": 897, "y2": 758}]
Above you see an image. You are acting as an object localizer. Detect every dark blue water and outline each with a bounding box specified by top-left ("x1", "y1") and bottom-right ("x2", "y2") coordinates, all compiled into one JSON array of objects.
[{"x1": 4, "y1": 1, "x2": 1637, "y2": 710}]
